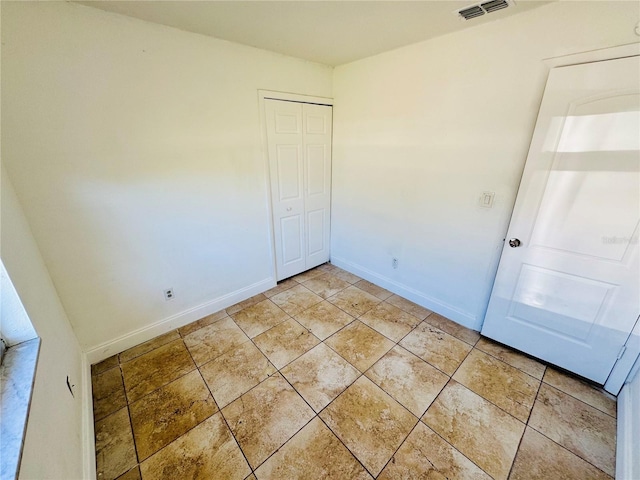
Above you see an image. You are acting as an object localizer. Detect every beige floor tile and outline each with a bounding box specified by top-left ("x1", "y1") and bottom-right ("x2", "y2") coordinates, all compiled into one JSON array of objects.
[
  {"x1": 177, "y1": 310, "x2": 227, "y2": 337},
  {"x1": 400, "y1": 322, "x2": 472, "y2": 375},
  {"x1": 353, "y1": 279, "x2": 393, "y2": 300},
  {"x1": 453, "y1": 349, "x2": 540, "y2": 422},
  {"x1": 121, "y1": 339, "x2": 195, "y2": 403},
  {"x1": 253, "y1": 318, "x2": 320, "y2": 369},
  {"x1": 359, "y1": 302, "x2": 421, "y2": 342},
  {"x1": 92, "y1": 367, "x2": 127, "y2": 422},
  {"x1": 475, "y1": 337, "x2": 546, "y2": 380},
  {"x1": 319, "y1": 376, "x2": 417, "y2": 477},
  {"x1": 331, "y1": 268, "x2": 362, "y2": 284},
  {"x1": 200, "y1": 340, "x2": 277, "y2": 408},
  {"x1": 263, "y1": 278, "x2": 298, "y2": 298},
  {"x1": 129, "y1": 370, "x2": 217, "y2": 460},
  {"x1": 294, "y1": 301, "x2": 354, "y2": 340},
  {"x1": 92, "y1": 355, "x2": 119, "y2": 376},
  {"x1": 183, "y1": 317, "x2": 250, "y2": 366},
  {"x1": 116, "y1": 466, "x2": 141, "y2": 480},
  {"x1": 366, "y1": 346, "x2": 448, "y2": 417},
  {"x1": 378, "y1": 422, "x2": 491, "y2": 480},
  {"x1": 222, "y1": 374, "x2": 315, "y2": 469},
  {"x1": 424, "y1": 313, "x2": 480, "y2": 345},
  {"x1": 510, "y1": 427, "x2": 612, "y2": 480},
  {"x1": 231, "y1": 299, "x2": 290, "y2": 338},
  {"x1": 528, "y1": 384, "x2": 616, "y2": 476},
  {"x1": 291, "y1": 268, "x2": 325, "y2": 283},
  {"x1": 281, "y1": 343, "x2": 360, "y2": 413},
  {"x1": 317, "y1": 263, "x2": 339, "y2": 274},
  {"x1": 140, "y1": 413, "x2": 250, "y2": 480},
  {"x1": 270, "y1": 284, "x2": 323, "y2": 316},
  {"x1": 119, "y1": 331, "x2": 181, "y2": 363},
  {"x1": 325, "y1": 320, "x2": 394, "y2": 372},
  {"x1": 95, "y1": 407, "x2": 137, "y2": 480},
  {"x1": 423, "y1": 381, "x2": 525, "y2": 480},
  {"x1": 385, "y1": 295, "x2": 432, "y2": 320},
  {"x1": 301, "y1": 272, "x2": 351, "y2": 299},
  {"x1": 254, "y1": 417, "x2": 372, "y2": 480},
  {"x1": 327, "y1": 285, "x2": 381, "y2": 317},
  {"x1": 543, "y1": 368, "x2": 616, "y2": 418},
  {"x1": 226, "y1": 293, "x2": 268, "y2": 315}
]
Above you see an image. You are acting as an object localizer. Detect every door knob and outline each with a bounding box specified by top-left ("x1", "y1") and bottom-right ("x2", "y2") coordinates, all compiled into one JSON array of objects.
[
  {"x1": 509, "y1": 238, "x2": 521, "y2": 248},
  {"x1": 286, "y1": 207, "x2": 292, "y2": 211}
]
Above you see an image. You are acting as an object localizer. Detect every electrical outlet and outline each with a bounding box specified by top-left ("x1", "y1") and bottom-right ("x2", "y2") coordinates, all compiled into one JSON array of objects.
[
  {"x1": 392, "y1": 258, "x2": 399, "y2": 269},
  {"x1": 164, "y1": 288, "x2": 174, "y2": 301}
]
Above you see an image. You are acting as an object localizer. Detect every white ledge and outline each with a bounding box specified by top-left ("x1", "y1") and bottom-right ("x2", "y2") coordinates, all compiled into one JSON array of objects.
[{"x1": 0, "y1": 337, "x2": 41, "y2": 480}]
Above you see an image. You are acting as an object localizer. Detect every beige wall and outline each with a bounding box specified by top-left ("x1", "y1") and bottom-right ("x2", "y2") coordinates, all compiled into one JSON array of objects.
[
  {"x1": 1, "y1": 2, "x2": 332, "y2": 355},
  {"x1": 331, "y1": 1, "x2": 640, "y2": 330},
  {"x1": 1, "y1": 166, "x2": 86, "y2": 480}
]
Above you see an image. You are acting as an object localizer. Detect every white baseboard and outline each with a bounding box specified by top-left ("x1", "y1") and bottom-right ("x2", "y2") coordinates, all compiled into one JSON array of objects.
[
  {"x1": 330, "y1": 256, "x2": 478, "y2": 331},
  {"x1": 81, "y1": 353, "x2": 96, "y2": 480},
  {"x1": 84, "y1": 277, "x2": 275, "y2": 365},
  {"x1": 616, "y1": 363, "x2": 640, "y2": 480}
]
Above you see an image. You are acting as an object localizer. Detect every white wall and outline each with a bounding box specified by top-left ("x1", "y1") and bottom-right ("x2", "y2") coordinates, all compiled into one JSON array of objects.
[
  {"x1": 1, "y1": 166, "x2": 86, "y2": 480},
  {"x1": 331, "y1": 1, "x2": 640, "y2": 330},
  {"x1": 1, "y1": 2, "x2": 332, "y2": 355},
  {"x1": 1, "y1": 260, "x2": 38, "y2": 346}
]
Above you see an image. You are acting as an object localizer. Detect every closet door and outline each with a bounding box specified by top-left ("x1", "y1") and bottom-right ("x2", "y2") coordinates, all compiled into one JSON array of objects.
[
  {"x1": 303, "y1": 103, "x2": 332, "y2": 270},
  {"x1": 265, "y1": 99, "x2": 332, "y2": 281}
]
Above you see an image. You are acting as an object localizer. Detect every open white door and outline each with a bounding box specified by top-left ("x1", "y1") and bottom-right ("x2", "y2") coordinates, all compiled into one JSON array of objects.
[
  {"x1": 482, "y1": 56, "x2": 640, "y2": 387},
  {"x1": 265, "y1": 99, "x2": 332, "y2": 281}
]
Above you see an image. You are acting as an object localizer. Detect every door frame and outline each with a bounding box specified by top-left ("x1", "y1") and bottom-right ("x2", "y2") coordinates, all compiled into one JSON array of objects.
[
  {"x1": 483, "y1": 42, "x2": 640, "y2": 395},
  {"x1": 257, "y1": 90, "x2": 334, "y2": 283}
]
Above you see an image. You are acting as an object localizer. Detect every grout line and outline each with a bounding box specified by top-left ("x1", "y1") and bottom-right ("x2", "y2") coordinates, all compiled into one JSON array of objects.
[
  {"x1": 526, "y1": 422, "x2": 615, "y2": 478},
  {"x1": 190, "y1": 348, "x2": 256, "y2": 478},
  {"x1": 316, "y1": 414, "x2": 375, "y2": 477},
  {"x1": 505, "y1": 381, "x2": 542, "y2": 478},
  {"x1": 374, "y1": 419, "x2": 421, "y2": 477},
  {"x1": 92, "y1": 265, "x2": 615, "y2": 480},
  {"x1": 421, "y1": 420, "x2": 496, "y2": 480},
  {"x1": 540, "y1": 377, "x2": 617, "y2": 419}
]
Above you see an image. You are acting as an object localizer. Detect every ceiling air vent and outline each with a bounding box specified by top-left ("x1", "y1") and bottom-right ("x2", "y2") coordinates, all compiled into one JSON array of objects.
[
  {"x1": 481, "y1": 0, "x2": 509, "y2": 13},
  {"x1": 458, "y1": 5, "x2": 485, "y2": 20},
  {"x1": 457, "y1": 0, "x2": 512, "y2": 20}
]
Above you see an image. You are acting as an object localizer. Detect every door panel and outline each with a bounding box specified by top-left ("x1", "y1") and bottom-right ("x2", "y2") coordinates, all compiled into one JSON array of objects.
[
  {"x1": 482, "y1": 56, "x2": 640, "y2": 386},
  {"x1": 276, "y1": 145, "x2": 303, "y2": 200},
  {"x1": 303, "y1": 103, "x2": 332, "y2": 269},
  {"x1": 307, "y1": 209, "x2": 325, "y2": 256},
  {"x1": 280, "y1": 215, "x2": 304, "y2": 265},
  {"x1": 266, "y1": 100, "x2": 306, "y2": 280},
  {"x1": 509, "y1": 265, "x2": 614, "y2": 341},
  {"x1": 265, "y1": 99, "x2": 332, "y2": 280},
  {"x1": 306, "y1": 145, "x2": 327, "y2": 196}
]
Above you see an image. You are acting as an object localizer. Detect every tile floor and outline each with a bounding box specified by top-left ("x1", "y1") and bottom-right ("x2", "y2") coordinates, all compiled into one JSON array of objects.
[{"x1": 91, "y1": 263, "x2": 617, "y2": 480}]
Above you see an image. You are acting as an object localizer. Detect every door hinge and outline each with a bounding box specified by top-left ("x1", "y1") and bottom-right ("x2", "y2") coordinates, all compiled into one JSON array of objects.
[{"x1": 617, "y1": 345, "x2": 627, "y2": 360}]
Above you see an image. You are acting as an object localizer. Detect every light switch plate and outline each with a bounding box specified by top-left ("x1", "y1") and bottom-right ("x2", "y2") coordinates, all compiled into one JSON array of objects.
[{"x1": 480, "y1": 191, "x2": 495, "y2": 208}]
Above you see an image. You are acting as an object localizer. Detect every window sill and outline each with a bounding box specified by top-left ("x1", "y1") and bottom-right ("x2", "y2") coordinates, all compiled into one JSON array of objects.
[{"x1": 0, "y1": 337, "x2": 41, "y2": 480}]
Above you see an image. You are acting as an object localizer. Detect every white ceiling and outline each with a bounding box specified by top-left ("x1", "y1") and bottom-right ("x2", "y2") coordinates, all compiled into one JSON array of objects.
[{"x1": 76, "y1": 1, "x2": 551, "y2": 66}]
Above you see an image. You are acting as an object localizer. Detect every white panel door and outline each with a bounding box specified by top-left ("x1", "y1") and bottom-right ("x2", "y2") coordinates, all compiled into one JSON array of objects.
[
  {"x1": 303, "y1": 103, "x2": 332, "y2": 269},
  {"x1": 265, "y1": 100, "x2": 332, "y2": 281},
  {"x1": 482, "y1": 56, "x2": 640, "y2": 386}
]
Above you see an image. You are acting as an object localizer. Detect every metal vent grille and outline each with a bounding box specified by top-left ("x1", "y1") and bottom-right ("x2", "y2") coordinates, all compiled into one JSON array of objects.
[
  {"x1": 457, "y1": 0, "x2": 511, "y2": 20},
  {"x1": 481, "y1": 0, "x2": 509, "y2": 13},
  {"x1": 459, "y1": 5, "x2": 485, "y2": 19}
]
